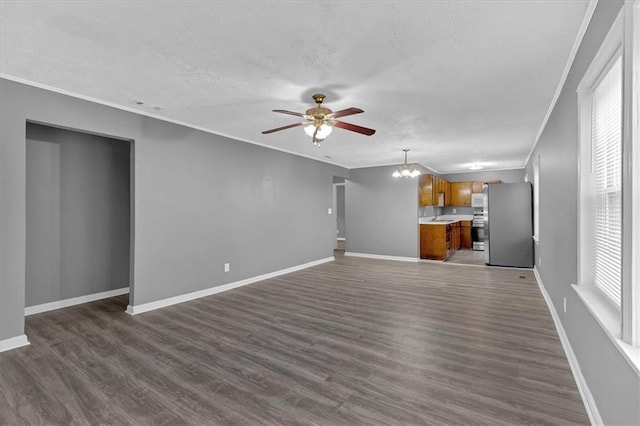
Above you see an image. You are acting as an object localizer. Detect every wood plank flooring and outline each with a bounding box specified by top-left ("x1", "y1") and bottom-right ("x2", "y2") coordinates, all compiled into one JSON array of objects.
[
  {"x1": 0, "y1": 256, "x2": 589, "y2": 425},
  {"x1": 445, "y1": 248, "x2": 487, "y2": 266}
]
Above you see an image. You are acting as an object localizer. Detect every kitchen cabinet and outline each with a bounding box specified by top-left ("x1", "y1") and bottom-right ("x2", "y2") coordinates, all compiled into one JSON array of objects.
[
  {"x1": 420, "y1": 224, "x2": 451, "y2": 260},
  {"x1": 419, "y1": 174, "x2": 433, "y2": 206},
  {"x1": 461, "y1": 220, "x2": 472, "y2": 249},
  {"x1": 431, "y1": 175, "x2": 440, "y2": 205},
  {"x1": 472, "y1": 180, "x2": 502, "y2": 193},
  {"x1": 420, "y1": 220, "x2": 470, "y2": 260},
  {"x1": 419, "y1": 174, "x2": 449, "y2": 206},
  {"x1": 436, "y1": 176, "x2": 447, "y2": 205},
  {"x1": 451, "y1": 222, "x2": 461, "y2": 251},
  {"x1": 450, "y1": 182, "x2": 473, "y2": 206},
  {"x1": 445, "y1": 181, "x2": 452, "y2": 206}
]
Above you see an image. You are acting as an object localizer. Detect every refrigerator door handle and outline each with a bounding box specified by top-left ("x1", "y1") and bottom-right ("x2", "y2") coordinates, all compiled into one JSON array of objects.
[{"x1": 483, "y1": 186, "x2": 490, "y2": 264}]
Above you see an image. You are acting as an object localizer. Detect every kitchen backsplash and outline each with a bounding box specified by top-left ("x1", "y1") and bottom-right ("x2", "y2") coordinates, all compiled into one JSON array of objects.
[
  {"x1": 441, "y1": 206, "x2": 481, "y2": 216},
  {"x1": 419, "y1": 206, "x2": 443, "y2": 217},
  {"x1": 419, "y1": 206, "x2": 484, "y2": 217}
]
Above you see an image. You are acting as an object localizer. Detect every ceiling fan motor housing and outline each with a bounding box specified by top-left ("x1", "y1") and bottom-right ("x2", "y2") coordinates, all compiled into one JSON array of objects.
[
  {"x1": 306, "y1": 106, "x2": 333, "y2": 127},
  {"x1": 262, "y1": 93, "x2": 375, "y2": 137}
]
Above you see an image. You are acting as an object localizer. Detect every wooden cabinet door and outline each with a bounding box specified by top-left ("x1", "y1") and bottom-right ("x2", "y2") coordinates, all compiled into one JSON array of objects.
[
  {"x1": 420, "y1": 224, "x2": 448, "y2": 260},
  {"x1": 445, "y1": 181, "x2": 451, "y2": 206},
  {"x1": 472, "y1": 181, "x2": 484, "y2": 193},
  {"x1": 431, "y1": 176, "x2": 439, "y2": 205},
  {"x1": 452, "y1": 223, "x2": 461, "y2": 251},
  {"x1": 461, "y1": 221, "x2": 472, "y2": 249},
  {"x1": 451, "y1": 182, "x2": 472, "y2": 206},
  {"x1": 419, "y1": 174, "x2": 433, "y2": 206},
  {"x1": 437, "y1": 177, "x2": 446, "y2": 205}
]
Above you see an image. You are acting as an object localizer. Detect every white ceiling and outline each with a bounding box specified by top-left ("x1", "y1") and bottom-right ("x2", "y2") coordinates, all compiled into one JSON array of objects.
[{"x1": 0, "y1": 1, "x2": 590, "y2": 173}]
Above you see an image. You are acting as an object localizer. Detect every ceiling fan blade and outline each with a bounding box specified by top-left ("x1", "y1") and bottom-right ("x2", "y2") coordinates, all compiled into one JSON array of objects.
[
  {"x1": 333, "y1": 120, "x2": 376, "y2": 136},
  {"x1": 262, "y1": 122, "x2": 305, "y2": 134},
  {"x1": 272, "y1": 109, "x2": 305, "y2": 117},
  {"x1": 328, "y1": 107, "x2": 364, "y2": 119}
]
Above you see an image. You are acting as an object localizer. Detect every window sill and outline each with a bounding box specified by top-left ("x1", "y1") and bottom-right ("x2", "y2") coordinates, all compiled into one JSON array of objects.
[{"x1": 572, "y1": 284, "x2": 640, "y2": 375}]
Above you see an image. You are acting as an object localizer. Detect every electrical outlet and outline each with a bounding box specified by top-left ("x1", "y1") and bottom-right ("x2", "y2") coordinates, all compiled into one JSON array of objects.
[
  {"x1": 328, "y1": 208, "x2": 332, "y2": 215},
  {"x1": 453, "y1": 208, "x2": 457, "y2": 214},
  {"x1": 224, "y1": 263, "x2": 230, "y2": 272},
  {"x1": 563, "y1": 297, "x2": 567, "y2": 313}
]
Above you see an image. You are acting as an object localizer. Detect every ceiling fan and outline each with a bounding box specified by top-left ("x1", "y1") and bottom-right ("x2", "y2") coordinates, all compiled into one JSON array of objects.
[{"x1": 262, "y1": 94, "x2": 376, "y2": 147}]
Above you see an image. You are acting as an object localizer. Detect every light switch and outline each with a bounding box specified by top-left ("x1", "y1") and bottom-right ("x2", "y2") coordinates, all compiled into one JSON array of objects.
[{"x1": 328, "y1": 208, "x2": 333, "y2": 214}]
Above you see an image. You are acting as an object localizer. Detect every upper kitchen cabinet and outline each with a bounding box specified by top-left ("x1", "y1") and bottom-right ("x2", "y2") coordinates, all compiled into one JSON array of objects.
[
  {"x1": 419, "y1": 174, "x2": 433, "y2": 206},
  {"x1": 433, "y1": 176, "x2": 439, "y2": 205},
  {"x1": 420, "y1": 174, "x2": 450, "y2": 206},
  {"x1": 450, "y1": 182, "x2": 473, "y2": 206},
  {"x1": 472, "y1": 180, "x2": 502, "y2": 193},
  {"x1": 432, "y1": 175, "x2": 445, "y2": 205}
]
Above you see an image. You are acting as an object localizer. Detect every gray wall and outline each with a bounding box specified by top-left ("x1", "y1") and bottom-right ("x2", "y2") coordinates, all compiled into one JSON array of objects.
[
  {"x1": 345, "y1": 165, "x2": 430, "y2": 258},
  {"x1": 524, "y1": 1, "x2": 639, "y2": 425},
  {"x1": 26, "y1": 123, "x2": 131, "y2": 306},
  {"x1": 0, "y1": 78, "x2": 347, "y2": 342},
  {"x1": 336, "y1": 184, "x2": 346, "y2": 239},
  {"x1": 440, "y1": 206, "x2": 477, "y2": 216},
  {"x1": 442, "y1": 168, "x2": 525, "y2": 183}
]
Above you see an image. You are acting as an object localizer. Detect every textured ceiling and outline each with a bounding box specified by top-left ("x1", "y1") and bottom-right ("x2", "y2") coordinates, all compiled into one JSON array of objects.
[{"x1": 0, "y1": 1, "x2": 590, "y2": 173}]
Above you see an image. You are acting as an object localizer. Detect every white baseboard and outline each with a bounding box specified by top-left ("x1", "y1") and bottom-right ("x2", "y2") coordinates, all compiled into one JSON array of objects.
[
  {"x1": 127, "y1": 257, "x2": 334, "y2": 315},
  {"x1": 344, "y1": 252, "x2": 418, "y2": 263},
  {"x1": 533, "y1": 267, "x2": 602, "y2": 426},
  {"x1": 25, "y1": 287, "x2": 130, "y2": 316},
  {"x1": 0, "y1": 334, "x2": 30, "y2": 352}
]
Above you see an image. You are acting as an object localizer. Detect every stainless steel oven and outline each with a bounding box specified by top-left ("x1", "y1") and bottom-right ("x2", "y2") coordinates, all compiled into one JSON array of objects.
[{"x1": 472, "y1": 212, "x2": 484, "y2": 251}]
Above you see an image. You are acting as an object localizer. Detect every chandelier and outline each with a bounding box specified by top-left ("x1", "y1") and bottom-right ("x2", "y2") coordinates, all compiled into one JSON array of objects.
[{"x1": 392, "y1": 149, "x2": 421, "y2": 178}]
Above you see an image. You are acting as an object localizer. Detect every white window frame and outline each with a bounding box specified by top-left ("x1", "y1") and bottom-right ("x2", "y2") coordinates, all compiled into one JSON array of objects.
[
  {"x1": 576, "y1": 3, "x2": 639, "y2": 368},
  {"x1": 533, "y1": 154, "x2": 540, "y2": 244},
  {"x1": 622, "y1": 0, "x2": 640, "y2": 347}
]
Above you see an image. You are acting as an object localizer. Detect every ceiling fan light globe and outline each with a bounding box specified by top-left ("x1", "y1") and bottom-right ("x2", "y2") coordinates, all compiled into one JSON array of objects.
[
  {"x1": 304, "y1": 123, "x2": 333, "y2": 139},
  {"x1": 392, "y1": 169, "x2": 402, "y2": 178}
]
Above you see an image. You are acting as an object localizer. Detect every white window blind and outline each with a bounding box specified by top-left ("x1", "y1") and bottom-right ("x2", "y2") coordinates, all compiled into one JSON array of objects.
[
  {"x1": 591, "y1": 55, "x2": 622, "y2": 306},
  {"x1": 533, "y1": 155, "x2": 540, "y2": 240}
]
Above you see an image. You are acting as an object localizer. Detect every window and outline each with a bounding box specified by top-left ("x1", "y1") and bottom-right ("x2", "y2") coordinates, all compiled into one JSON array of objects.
[
  {"x1": 533, "y1": 154, "x2": 540, "y2": 243},
  {"x1": 591, "y1": 55, "x2": 622, "y2": 306},
  {"x1": 577, "y1": 4, "x2": 639, "y2": 353}
]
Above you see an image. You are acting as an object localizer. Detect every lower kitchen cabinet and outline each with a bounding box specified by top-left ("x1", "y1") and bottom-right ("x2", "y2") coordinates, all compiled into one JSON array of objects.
[
  {"x1": 461, "y1": 220, "x2": 472, "y2": 249},
  {"x1": 420, "y1": 220, "x2": 472, "y2": 260},
  {"x1": 451, "y1": 222, "x2": 461, "y2": 251},
  {"x1": 420, "y1": 224, "x2": 451, "y2": 260},
  {"x1": 420, "y1": 224, "x2": 447, "y2": 260}
]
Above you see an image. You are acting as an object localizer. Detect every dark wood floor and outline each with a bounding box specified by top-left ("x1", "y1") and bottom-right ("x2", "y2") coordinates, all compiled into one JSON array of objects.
[{"x1": 0, "y1": 256, "x2": 588, "y2": 425}]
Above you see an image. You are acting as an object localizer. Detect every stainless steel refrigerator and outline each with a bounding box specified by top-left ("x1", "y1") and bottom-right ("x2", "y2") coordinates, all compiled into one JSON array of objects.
[{"x1": 483, "y1": 182, "x2": 533, "y2": 267}]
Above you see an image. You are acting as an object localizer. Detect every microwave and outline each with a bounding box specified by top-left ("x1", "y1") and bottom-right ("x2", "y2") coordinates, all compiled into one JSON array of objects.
[{"x1": 471, "y1": 193, "x2": 484, "y2": 208}]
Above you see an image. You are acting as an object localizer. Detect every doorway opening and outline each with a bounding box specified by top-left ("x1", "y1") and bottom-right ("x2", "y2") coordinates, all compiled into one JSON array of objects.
[
  {"x1": 333, "y1": 179, "x2": 346, "y2": 255},
  {"x1": 25, "y1": 121, "x2": 134, "y2": 316}
]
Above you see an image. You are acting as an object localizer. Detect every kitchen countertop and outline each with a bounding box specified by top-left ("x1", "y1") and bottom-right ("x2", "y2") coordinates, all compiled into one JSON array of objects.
[{"x1": 419, "y1": 215, "x2": 474, "y2": 225}]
